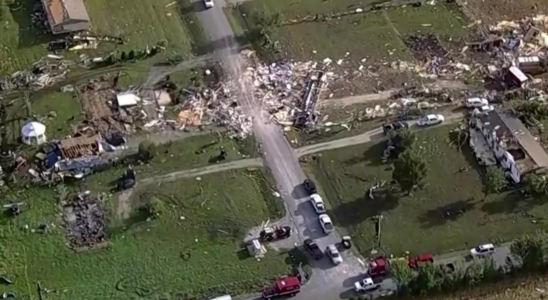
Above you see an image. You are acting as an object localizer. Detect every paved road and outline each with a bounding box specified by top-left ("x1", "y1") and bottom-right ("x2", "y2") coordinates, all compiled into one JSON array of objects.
[{"x1": 192, "y1": 0, "x2": 365, "y2": 297}]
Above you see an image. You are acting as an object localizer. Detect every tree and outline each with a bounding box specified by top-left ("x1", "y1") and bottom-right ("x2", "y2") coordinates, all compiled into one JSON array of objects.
[
  {"x1": 390, "y1": 259, "x2": 413, "y2": 294},
  {"x1": 128, "y1": 50, "x2": 136, "y2": 60},
  {"x1": 408, "y1": 263, "x2": 440, "y2": 295},
  {"x1": 138, "y1": 140, "x2": 156, "y2": 162},
  {"x1": 526, "y1": 173, "x2": 548, "y2": 196},
  {"x1": 387, "y1": 128, "x2": 416, "y2": 156},
  {"x1": 392, "y1": 146, "x2": 428, "y2": 194},
  {"x1": 483, "y1": 166, "x2": 507, "y2": 194},
  {"x1": 510, "y1": 231, "x2": 548, "y2": 270}
]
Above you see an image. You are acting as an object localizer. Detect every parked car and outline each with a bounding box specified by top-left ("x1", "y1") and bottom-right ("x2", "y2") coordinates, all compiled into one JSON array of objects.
[
  {"x1": 466, "y1": 97, "x2": 489, "y2": 108},
  {"x1": 383, "y1": 121, "x2": 409, "y2": 134},
  {"x1": 417, "y1": 114, "x2": 445, "y2": 126},
  {"x1": 303, "y1": 179, "x2": 317, "y2": 194},
  {"x1": 473, "y1": 105, "x2": 495, "y2": 116},
  {"x1": 354, "y1": 277, "x2": 380, "y2": 293},
  {"x1": 318, "y1": 214, "x2": 334, "y2": 234},
  {"x1": 310, "y1": 194, "x2": 326, "y2": 214},
  {"x1": 204, "y1": 0, "x2": 214, "y2": 8},
  {"x1": 470, "y1": 243, "x2": 495, "y2": 256},
  {"x1": 304, "y1": 239, "x2": 324, "y2": 259},
  {"x1": 326, "y1": 244, "x2": 343, "y2": 265}
]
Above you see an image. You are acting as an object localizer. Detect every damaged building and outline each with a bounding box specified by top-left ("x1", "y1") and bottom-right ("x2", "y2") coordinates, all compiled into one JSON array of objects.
[
  {"x1": 41, "y1": 0, "x2": 90, "y2": 34},
  {"x1": 472, "y1": 110, "x2": 548, "y2": 183}
]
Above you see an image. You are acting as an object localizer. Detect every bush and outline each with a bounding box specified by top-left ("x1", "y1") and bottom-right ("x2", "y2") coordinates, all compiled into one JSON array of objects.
[{"x1": 138, "y1": 140, "x2": 156, "y2": 162}]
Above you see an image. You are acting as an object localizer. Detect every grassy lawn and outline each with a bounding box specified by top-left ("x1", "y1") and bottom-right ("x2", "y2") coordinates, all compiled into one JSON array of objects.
[
  {"x1": 83, "y1": 0, "x2": 194, "y2": 56},
  {"x1": 29, "y1": 91, "x2": 83, "y2": 139},
  {"x1": 2, "y1": 169, "x2": 293, "y2": 299},
  {"x1": 0, "y1": 0, "x2": 50, "y2": 74},
  {"x1": 239, "y1": 0, "x2": 392, "y2": 20},
  {"x1": 0, "y1": 0, "x2": 196, "y2": 74},
  {"x1": 234, "y1": 2, "x2": 467, "y2": 62},
  {"x1": 85, "y1": 133, "x2": 259, "y2": 192},
  {"x1": 306, "y1": 125, "x2": 547, "y2": 256}
]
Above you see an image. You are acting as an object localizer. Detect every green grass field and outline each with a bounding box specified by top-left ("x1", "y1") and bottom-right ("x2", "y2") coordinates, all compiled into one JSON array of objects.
[
  {"x1": 232, "y1": 2, "x2": 468, "y2": 62},
  {"x1": 29, "y1": 91, "x2": 83, "y2": 139},
  {"x1": 0, "y1": 0, "x2": 196, "y2": 74},
  {"x1": 307, "y1": 125, "x2": 547, "y2": 256},
  {"x1": 0, "y1": 0, "x2": 50, "y2": 74},
  {"x1": 2, "y1": 169, "x2": 292, "y2": 299},
  {"x1": 84, "y1": 132, "x2": 258, "y2": 192},
  {"x1": 239, "y1": 0, "x2": 390, "y2": 20}
]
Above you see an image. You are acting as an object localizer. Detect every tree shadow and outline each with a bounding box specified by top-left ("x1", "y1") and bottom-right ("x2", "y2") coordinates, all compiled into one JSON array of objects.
[
  {"x1": 417, "y1": 198, "x2": 477, "y2": 229},
  {"x1": 9, "y1": 0, "x2": 54, "y2": 48},
  {"x1": 343, "y1": 141, "x2": 386, "y2": 167},
  {"x1": 480, "y1": 191, "x2": 542, "y2": 215},
  {"x1": 331, "y1": 189, "x2": 400, "y2": 228}
]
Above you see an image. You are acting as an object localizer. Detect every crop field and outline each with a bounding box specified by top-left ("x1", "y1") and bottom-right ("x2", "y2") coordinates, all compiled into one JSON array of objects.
[
  {"x1": 306, "y1": 125, "x2": 548, "y2": 255},
  {"x1": 0, "y1": 0, "x2": 197, "y2": 75},
  {"x1": 1, "y1": 169, "x2": 292, "y2": 299}
]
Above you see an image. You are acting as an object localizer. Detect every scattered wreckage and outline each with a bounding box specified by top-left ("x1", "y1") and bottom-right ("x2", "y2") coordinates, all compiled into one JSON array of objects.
[{"x1": 63, "y1": 191, "x2": 107, "y2": 249}]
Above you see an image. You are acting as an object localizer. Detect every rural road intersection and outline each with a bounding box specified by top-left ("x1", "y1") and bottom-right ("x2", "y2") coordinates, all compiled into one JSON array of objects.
[{"x1": 179, "y1": 1, "x2": 515, "y2": 299}]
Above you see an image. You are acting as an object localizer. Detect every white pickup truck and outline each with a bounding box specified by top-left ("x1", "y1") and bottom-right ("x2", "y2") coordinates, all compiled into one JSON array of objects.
[{"x1": 354, "y1": 277, "x2": 381, "y2": 293}]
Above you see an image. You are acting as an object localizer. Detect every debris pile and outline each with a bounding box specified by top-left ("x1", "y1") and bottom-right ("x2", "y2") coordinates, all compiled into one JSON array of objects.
[
  {"x1": 48, "y1": 34, "x2": 124, "y2": 52},
  {"x1": 0, "y1": 57, "x2": 70, "y2": 92},
  {"x1": 63, "y1": 191, "x2": 106, "y2": 249},
  {"x1": 244, "y1": 59, "x2": 329, "y2": 128},
  {"x1": 170, "y1": 51, "x2": 332, "y2": 138}
]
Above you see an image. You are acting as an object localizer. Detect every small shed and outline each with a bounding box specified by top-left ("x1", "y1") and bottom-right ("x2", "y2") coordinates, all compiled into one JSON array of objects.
[
  {"x1": 21, "y1": 122, "x2": 47, "y2": 145},
  {"x1": 41, "y1": 0, "x2": 90, "y2": 34}
]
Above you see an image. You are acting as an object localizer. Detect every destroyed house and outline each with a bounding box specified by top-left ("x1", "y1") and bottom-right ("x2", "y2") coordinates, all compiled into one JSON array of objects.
[
  {"x1": 42, "y1": 0, "x2": 90, "y2": 34},
  {"x1": 474, "y1": 110, "x2": 548, "y2": 183},
  {"x1": 58, "y1": 135, "x2": 101, "y2": 159}
]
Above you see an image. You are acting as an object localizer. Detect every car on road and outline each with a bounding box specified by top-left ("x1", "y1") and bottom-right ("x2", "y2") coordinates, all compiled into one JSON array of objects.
[
  {"x1": 318, "y1": 214, "x2": 334, "y2": 234},
  {"x1": 417, "y1": 114, "x2": 445, "y2": 127},
  {"x1": 326, "y1": 244, "x2": 343, "y2": 265},
  {"x1": 310, "y1": 194, "x2": 326, "y2": 214},
  {"x1": 470, "y1": 243, "x2": 495, "y2": 256},
  {"x1": 303, "y1": 179, "x2": 317, "y2": 194},
  {"x1": 466, "y1": 97, "x2": 489, "y2": 108},
  {"x1": 354, "y1": 277, "x2": 380, "y2": 293},
  {"x1": 204, "y1": 0, "x2": 214, "y2": 8},
  {"x1": 304, "y1": 239, "x2": 324, "y2": 260},
  {"x1": 382, "y1": 121, "x2": 409, "y2": 134}
]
